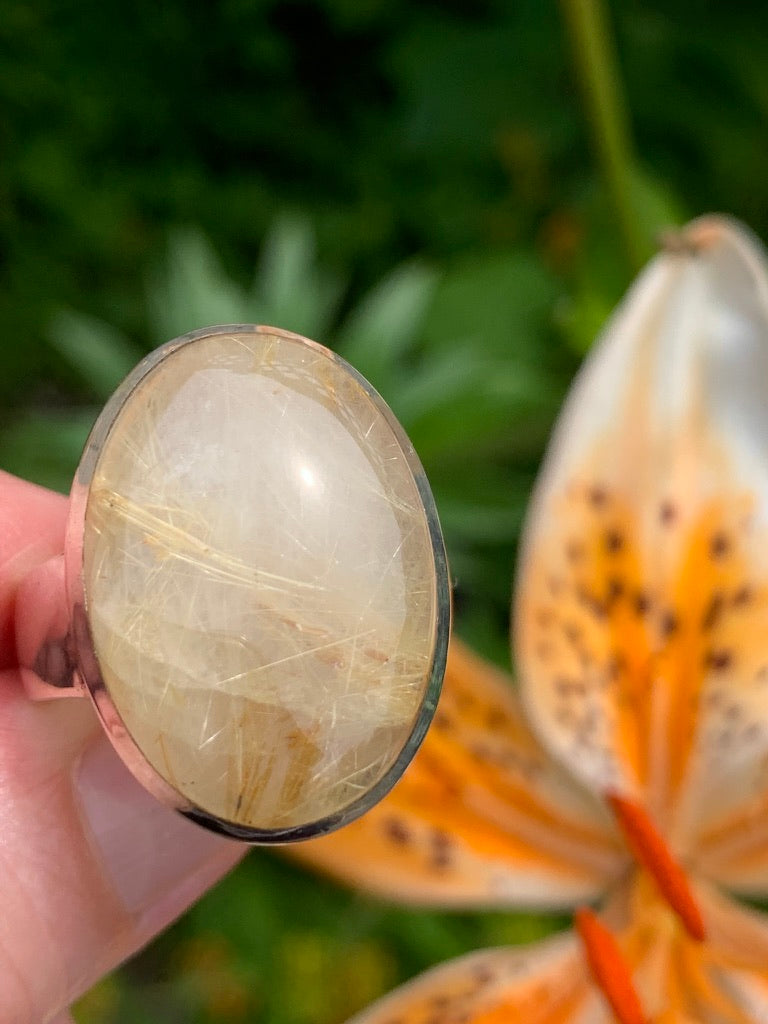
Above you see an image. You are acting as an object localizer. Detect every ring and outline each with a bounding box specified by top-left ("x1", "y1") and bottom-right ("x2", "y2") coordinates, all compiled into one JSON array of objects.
[{"x1": 20, "y1": 325, "x2": 450, "y2": 843}]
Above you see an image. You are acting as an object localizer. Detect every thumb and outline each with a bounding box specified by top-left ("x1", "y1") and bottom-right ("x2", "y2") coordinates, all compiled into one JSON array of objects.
[
  {"x1": 1, "y1": 467, "x2": 246, "y2": 1024},
  {"x1": 0, "y1": 683, "x2": 245, "y2": 1024}
]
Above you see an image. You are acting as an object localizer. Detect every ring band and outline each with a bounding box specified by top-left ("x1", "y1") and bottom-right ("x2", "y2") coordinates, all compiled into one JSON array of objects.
[{"x1": 20, "y1": 325, "x2": 450, "y2": 843}]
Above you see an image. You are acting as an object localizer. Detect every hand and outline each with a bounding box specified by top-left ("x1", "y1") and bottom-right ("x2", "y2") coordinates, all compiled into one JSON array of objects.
[{"x1": 0, "y1": 470, "x2": 245, "y2": 1024}]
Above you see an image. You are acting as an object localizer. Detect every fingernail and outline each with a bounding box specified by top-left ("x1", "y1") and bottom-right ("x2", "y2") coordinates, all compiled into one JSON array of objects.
[{"x1": 76, "y1": 737, "x2": 243, "y2": 922}]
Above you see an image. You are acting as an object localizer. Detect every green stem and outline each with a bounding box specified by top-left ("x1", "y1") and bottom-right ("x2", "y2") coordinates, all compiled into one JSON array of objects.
[{"x1": 561, "y1": 0, "x2": 646, "y2": 271}]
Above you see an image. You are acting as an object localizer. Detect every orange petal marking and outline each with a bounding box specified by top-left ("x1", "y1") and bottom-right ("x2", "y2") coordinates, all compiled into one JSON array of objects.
[
  {"x1": 574, "y1": 908, "x2": 646, "y2": 1024},
  {"x1": 609, "y1": 795, "x2": 705, "y2": 941}
]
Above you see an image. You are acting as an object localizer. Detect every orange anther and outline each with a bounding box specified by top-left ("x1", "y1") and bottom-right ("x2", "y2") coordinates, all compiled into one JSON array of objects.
[
  {"x1": 575, "y1": 907, "x2": 646, "y2": 1024},
  {"x1": 609, "y1": 794, "x2": 705, "y2": 941}
]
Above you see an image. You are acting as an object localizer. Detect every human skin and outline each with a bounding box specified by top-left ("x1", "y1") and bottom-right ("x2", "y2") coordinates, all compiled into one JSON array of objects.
[{"x1": 0, "y1": 469, "x2": 245, "y2": 1024}]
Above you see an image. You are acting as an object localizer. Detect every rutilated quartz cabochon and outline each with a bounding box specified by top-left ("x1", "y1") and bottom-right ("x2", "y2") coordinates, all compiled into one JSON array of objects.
[{"x1": 68, "y1": 325, "x2": 449, "y2": 841}]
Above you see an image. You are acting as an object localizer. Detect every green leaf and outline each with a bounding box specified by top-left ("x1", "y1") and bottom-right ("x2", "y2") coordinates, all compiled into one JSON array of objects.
[
  {"x1": 0, "y1": 408, "x2": 96, "y2": 491},
  {"x1": 252, "y1": 215, "x2": 343, "y2": 339},
  {"x1": 555, "y1": 287, "x2": 615, "y2": 357},
  {"x1": 628, "y1": 165, "x2": 687, "y2": 241},
  {"x1": 401, "y1": 355, "x2": 558, "y2": 463},
  {"x1": 420, "y1": 252, "x2": 559, "y2": 361},
  {"x1": 47, "y1": 310, "x2": 143, "y2": 401},
  {"x1": 338, "y1": 260, "x2": 438, "y2": 387},
  {"x1": 147, "y1": 227, "x2": 250, "y2": 343}
]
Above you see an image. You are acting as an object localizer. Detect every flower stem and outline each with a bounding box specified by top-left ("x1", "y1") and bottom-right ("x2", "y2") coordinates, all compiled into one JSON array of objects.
[{"x1": 560, "y1": 0, "x2": 647, "y2": 271}]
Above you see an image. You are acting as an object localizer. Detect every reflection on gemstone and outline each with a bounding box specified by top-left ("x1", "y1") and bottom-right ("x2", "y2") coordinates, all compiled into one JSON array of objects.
[{"x1": 81, "y1": 328, "x2": 442, "y2": 832}]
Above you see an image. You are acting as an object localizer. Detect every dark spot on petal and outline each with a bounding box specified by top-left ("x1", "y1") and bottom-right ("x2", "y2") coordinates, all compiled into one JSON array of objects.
[
  {"x1": 634, "y1": 592, "x2": 651, "y2": 616},
  {"x1": 431, "y1": 829, "x2": 452, "y2": 869},
  {"x1": 555, "y1": 676, "x2": 586, "y2": 697},
  {"x1": 588, "y1": 486, "x2": 608, "y2": 508},
  {"x1": 470, "y1": 743, "x2": 493, "y2": 763},
  {"x1": 724, "y1": 704, "x2": 742, "y2": 722},
  {"x1": 710, "y1": 532, "x2": 730, "y2": 559},
  {"x1": 701, "y1": 593, "x2": 724, "y2": 632},
  {"x1": 706, "y1": 649, "x2": 733, "y2": 672},
  {"x1": 384, "y1": 817, "x2": 411, "y2": 846},
  {"x1": 430, "y1": 995, "x2": 452, "y2": 1010},
  {"x1": 536, "y1": 607, "x2": 555, "y2": 629},
  {"x1": 576, "y1": 586, "x2": 608, "y2": 619},
  {"x1": 564, "y1": 622, "x2": 583, "y2": 645},
  {"x1": 659, "y1": 610, "x2": 678, "y2": 637},
  {"x1": 606, "y1": 577, "x2": 624, "y2": 603},
  {"x1": 745, "y1": 723, "x2": 761, "y2": 744},
  {"x1": 659, "y1": 500, "x2": 677, "y2": 525},
  {"x1": 604, "y1": 529, "x2": 624, "y2": 554},
  {"x1": 566, "y1": 540, "x2": 585, "y2": 562},
  {"x1": 606, "y1": 652, "x2": 625, "y2": 682},
  {"x1": 433, "y1": 710, "x2": 452, "y2": 731},
  {"x1": 733, "y1": 586, "x2": 752, "y2": 607},
  {"x1": 472, "y1": 965, "x2": 495, "y2": 987},
  {"x1": 485, "y1": 706, "x2": 507, "y2": 730}
]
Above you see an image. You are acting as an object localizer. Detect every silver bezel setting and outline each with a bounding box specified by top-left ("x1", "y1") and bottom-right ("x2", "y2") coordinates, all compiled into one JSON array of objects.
[{"x1": 63, "y1": 324, "x2": 451, "y2": 843}]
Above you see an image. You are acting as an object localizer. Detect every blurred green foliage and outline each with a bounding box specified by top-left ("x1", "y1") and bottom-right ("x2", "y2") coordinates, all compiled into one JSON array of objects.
[
  {"x1": 1, "y1": 0, "x2": 766, "y2": 1021},
  {"x1": 5, "y1": 0, "x2": 768, "y2": 408}
]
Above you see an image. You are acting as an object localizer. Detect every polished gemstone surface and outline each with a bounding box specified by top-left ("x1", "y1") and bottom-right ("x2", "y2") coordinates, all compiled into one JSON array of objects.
[{"x1": 81, "y1": 328, "x2": 441, "y2": 832}]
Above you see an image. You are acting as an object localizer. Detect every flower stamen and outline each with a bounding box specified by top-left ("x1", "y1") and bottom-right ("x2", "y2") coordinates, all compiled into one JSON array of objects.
[
  {"x1": 574, "y1": 907, "x2": 646, "y2": 1024},
  {"x1": 609, "y1": 794, "x2": 705, "y2": 941}
]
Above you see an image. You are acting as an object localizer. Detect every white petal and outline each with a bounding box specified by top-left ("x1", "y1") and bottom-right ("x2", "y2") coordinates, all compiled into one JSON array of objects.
[{"x1": 514, "y1": 216, "x2": 768, "y2": 816}]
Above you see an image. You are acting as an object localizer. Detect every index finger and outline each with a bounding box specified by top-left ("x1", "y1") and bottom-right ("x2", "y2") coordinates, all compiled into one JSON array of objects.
[{"x1": 0, "y1": 470, "x2": 68, "y2": 669}]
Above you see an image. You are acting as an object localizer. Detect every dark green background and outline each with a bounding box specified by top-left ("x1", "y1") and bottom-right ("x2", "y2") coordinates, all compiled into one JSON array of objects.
[{"x1": 0, "y1": 1, "x2": 765, "y2": 1021}]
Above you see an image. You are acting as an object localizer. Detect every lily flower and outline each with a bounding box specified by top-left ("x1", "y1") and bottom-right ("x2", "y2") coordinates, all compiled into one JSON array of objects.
[{"x1": 295, "y1": 216, "x2": 768, "y2": 1024}]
